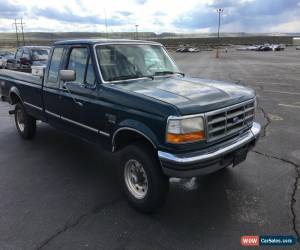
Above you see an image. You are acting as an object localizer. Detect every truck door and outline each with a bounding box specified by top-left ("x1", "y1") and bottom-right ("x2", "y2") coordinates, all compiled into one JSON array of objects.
[
  {"x1": 59, "y1": 46, "x2": 107, "y2": 145},
  {"x1": 8, "y1": 48, "x2": 22, "y2": 70},
  {"x1": 43, "y1": 47, "x2": 65, "y2": 126}
]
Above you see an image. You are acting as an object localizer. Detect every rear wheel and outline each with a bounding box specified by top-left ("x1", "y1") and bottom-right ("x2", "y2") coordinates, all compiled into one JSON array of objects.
[
  {"x1": 14, "y1": 103, "x2": 36, "y2": 139},
  {"x1": 119, "y1": 142, "x2": 169, "y2": 213}
]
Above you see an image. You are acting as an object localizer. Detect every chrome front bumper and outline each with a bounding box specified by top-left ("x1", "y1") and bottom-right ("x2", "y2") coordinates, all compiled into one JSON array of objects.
[{"x1": 158, "y1": 122, "x2": 261, "y2": 178}]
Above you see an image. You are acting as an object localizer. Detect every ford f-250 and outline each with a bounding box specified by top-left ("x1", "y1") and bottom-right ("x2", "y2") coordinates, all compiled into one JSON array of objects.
[{"x1": 0, "y1": 39, "x2": 261, "y2": 213}]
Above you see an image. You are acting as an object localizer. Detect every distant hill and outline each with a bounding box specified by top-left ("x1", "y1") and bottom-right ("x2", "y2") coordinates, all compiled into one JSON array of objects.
[{"x1": 0, "y1": 32, "x2": 296, "y2": 49}]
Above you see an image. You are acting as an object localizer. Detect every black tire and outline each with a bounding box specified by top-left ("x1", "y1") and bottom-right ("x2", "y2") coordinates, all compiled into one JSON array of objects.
[
  {"x1": 14, "y1": 102, "x2": 36, "y2": 139},
  {"x1": 118, "y1": 142, "x2": 169, "y2": 213}
]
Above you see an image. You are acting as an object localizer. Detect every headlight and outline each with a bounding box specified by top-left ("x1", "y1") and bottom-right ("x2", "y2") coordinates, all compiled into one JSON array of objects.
[{"x1": 166, "y1": 116, "x2": 205, "y2": 144}]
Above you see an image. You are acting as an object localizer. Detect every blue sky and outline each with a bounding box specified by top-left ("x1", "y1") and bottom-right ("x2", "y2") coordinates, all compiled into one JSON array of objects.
[{"x1": 0, "y1": 0, "x2": 299, "y2": 33}]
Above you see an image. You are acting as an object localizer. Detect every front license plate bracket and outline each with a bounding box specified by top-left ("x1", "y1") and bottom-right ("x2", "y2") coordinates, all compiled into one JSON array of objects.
[{"x1": 233, "y1": 147, "x2": 249, "y2": 166}]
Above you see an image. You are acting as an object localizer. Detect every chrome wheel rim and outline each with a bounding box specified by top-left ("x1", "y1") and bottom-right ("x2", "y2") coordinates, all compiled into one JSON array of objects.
[
  {"x1": 16, "y1": 109, "x2": 25, "y2": 132},
  {"x1": 124, "y1": 159, "x2": 148, "y2": 199}
]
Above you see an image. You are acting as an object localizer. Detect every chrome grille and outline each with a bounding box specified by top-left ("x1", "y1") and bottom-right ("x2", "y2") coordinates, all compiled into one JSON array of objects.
[{"x1": 206, "y1": 100, "x2": 255, "y2": 142}]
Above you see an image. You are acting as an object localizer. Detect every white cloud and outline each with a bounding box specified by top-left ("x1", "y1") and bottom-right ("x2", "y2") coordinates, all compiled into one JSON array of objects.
[{"x1": 0, "y1": 0, "x2": 299, "y2": 33}]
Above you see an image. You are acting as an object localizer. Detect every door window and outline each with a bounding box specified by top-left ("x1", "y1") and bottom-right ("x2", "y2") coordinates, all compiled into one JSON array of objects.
[
  {"x1": 22, "y1": 50, "x2": 30, "y2": 60},
  {"x1": 67, "y1": 48, "x2": 88, "y2": 84},
  {"x1": 67, "y1": 47, "x2": 96, "y2": 86}
]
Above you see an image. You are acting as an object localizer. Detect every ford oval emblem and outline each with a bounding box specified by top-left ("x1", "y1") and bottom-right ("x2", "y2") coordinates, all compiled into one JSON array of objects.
[{"x1": 232, "y1": 117, "x2": 239, "y2": 123}]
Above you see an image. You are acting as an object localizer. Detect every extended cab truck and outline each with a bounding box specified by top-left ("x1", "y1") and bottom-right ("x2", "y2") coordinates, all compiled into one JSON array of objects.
[
  {"x1": 6, "y1": 46, "x2": 51, "y2": 73},
  {"x1": 0, "y1": 39, "x2": 261, "y2": 213}
]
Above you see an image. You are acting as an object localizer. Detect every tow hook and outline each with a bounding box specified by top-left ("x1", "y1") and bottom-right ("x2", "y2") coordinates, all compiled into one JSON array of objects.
[{"x1": 8, "y1": 110, "x2": 15, "y2": 115}]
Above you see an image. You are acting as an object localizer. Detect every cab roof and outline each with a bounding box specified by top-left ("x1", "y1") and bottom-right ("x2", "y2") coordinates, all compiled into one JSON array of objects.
[
  {"x1": 54, "y1": 39, "x2": 162, "y2": 46},
  {"x1": 18, "y1": 46, "x2": 51, "y2": 49}
]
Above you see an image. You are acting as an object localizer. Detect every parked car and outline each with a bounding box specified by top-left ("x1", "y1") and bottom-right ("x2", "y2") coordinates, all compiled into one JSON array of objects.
[
  {"x1": 0, "y1": 51, "x2": 14, "y2": 69},
  {"x1": 296, "y1": 46, "x2": 300, "y2": 50},
  {"x1": 176, "y1": 47, "x2": 200, "y2": 53},
  {"x1": 176, "y1": 47, "x2": 189, "y2": 52},
  {"x1": 272, "y1": 44, "x2": 285, "y2": 51},
  {"x1": 255, "y1": 45, "x2": 272, "y2": 51},
  {"x1": 6, "y1": 46, "x2": 51, "y2": 72},
  {"x1": 0, "y1": 39, "x2": 261, "y2": 213}
]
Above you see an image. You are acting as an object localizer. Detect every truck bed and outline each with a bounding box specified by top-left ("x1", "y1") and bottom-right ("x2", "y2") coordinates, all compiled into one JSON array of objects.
[{"x1": 0, "y1": 69, "x2": 42, "y2": 86}]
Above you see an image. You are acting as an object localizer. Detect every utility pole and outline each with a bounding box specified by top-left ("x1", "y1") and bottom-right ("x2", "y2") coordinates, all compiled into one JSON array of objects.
[
  {"x1": 216, "y1": 8, "x2": 223, "y2": 58},
  {"x1": 20, "y1": 18, "x2": 25, "y2": 45},
  {"x1": 13, "y1": 18, "x2": 25, "y2": 47},
  {"x1": 14, "y1": 19, "x2": 19, "y2": 47},
  {"x1": 135, "y1": 24, "x2": 139, "y2": 40}
]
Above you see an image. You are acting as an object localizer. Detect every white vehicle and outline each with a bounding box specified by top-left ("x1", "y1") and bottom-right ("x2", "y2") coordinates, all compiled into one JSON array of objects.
[
  {"x1": 0, "y1": 52, "x2": 14, "y2": 69},
  {"x1": 236, "y1": 46, "x2": 258, "y2": 51},
  {"x1": 188, "y1": 47, "x2": 200, "y2": 52}
]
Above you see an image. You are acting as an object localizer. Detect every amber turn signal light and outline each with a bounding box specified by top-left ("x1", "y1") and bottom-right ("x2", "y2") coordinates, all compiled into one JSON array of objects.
[{"x1": 166, "y1": 131, "x2": 205, "y2": 144}]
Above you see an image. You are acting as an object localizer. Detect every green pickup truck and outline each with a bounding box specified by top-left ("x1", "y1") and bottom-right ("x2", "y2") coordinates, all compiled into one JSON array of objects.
[{"x1": 0, "y1": 39, "x2": 261, "y2": 213}]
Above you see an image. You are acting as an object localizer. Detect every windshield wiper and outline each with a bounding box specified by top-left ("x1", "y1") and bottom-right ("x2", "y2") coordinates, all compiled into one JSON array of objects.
[
  {"x1": 154, "y1": 71, "x2": 185, "y2": 77},
  {"x1": 107, "y1": 75, "x2": 141, "y2": 81},
  {"x1": 107, "y1": 74, "x2": 154, "y2": 82}
]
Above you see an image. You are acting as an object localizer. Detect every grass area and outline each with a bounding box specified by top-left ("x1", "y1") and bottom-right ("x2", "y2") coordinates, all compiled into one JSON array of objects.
[{"x1": 0, "y1": 32, "x2": 293, "y2": 50}]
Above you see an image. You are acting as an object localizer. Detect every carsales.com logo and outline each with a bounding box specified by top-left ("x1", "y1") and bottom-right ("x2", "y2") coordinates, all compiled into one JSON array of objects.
[{"x1": 241, "y1": 235, "x2": 296, "y2": 247}]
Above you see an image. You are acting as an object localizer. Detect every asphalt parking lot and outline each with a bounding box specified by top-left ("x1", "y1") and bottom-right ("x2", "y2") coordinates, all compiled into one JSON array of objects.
[{"x1": 0, "y1": 47, "x2": 299, "y2": 250}]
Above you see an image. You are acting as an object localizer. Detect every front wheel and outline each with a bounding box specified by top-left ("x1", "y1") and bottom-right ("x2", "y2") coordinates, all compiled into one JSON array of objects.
[
  {"x1": 119, "y1": 142, "x2": 169, "y2": 213},
  {"x1": 14, "y1": 103, "x2": 36, "y2": 139}
]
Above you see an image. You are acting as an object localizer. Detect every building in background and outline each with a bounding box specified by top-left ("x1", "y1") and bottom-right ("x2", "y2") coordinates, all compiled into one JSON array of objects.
[{"x1": 293, "y1": 37, "x2": 300, "y2": 46}]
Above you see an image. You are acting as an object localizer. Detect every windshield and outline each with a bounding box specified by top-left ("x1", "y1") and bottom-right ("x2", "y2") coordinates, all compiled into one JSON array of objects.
[
  {"x1": 95, "y1": 44, "x2": 180, "y2": 82},
  {"x1": 32, "y1": 49, "x2": 50, "y2": 61}
]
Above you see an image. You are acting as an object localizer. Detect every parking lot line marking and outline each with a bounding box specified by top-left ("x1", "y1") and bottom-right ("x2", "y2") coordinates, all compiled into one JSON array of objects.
[
  {"x1": 256, "y1": 82, "x2": 292, "y2": 85},
  {"x1": 262, "y1": 83, "x2": 292, "y2": 86},
  {"x1": 264, "y1": 90, "x2": 300, "y2": 96},
  {"x1": 278, "y1": 104, "x2": 300, "y2": 109}
]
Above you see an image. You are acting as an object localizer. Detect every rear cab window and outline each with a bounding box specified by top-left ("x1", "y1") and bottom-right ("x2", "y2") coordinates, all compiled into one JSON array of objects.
[
  {"x1": 15, "y1": 49, "x2": 23, "y2": 60},
  {"x1": 45, "y1": 47, "x2": 64, "y2": 88}
]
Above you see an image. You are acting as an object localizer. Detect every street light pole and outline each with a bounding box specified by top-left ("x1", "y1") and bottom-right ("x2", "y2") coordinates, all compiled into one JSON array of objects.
[
  {"x1": 135, "y1": 24, "x2": 139, "y2": 39},
  {"x1": 104, "y1": 8, "x2": 108, "y2": 39},
  {"x1": 216, "y1": 8, "x2": 223, "y2": 58},
  {"x1": 135, "y1": 24, "x2": 139, "y2": 40}
]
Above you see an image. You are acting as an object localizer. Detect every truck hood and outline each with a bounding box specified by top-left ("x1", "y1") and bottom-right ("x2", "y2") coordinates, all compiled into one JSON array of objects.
[{"x1": 114, "y1": 76, "x2": 255, "y2": 115}]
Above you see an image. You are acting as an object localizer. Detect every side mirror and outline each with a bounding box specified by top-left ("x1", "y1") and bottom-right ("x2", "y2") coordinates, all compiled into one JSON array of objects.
[{"x1": 59, "y1": 70, "x2": 76, "y2": 82}]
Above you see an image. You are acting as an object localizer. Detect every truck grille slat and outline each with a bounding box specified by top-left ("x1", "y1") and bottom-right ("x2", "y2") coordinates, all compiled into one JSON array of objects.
[
  {"x1": 209, "y1": 125, "x2": 226, "y2": 134},
  {"x1": 208, "y1": 117, "x2": 226, "y2": 125},
  {"x1": 245, "y1": 107, "x2": 255, "y2": 113},
  {"x1": 227, "y1": 110, "x2": 245, "y2": 119},
  {"x1": 206, "y1": 99, "x2": 255, "y2": 142}
]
